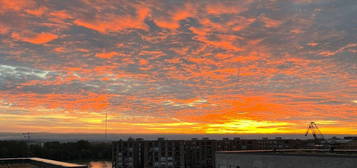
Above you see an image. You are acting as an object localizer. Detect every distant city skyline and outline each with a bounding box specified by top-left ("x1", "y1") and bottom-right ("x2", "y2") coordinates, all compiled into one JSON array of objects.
[
  {"x1": 0, "y1": 0, "x2": 356, "y2": 134},
  {"x1": 1, "y1": 133, "x2": 356, "y2": 143}
]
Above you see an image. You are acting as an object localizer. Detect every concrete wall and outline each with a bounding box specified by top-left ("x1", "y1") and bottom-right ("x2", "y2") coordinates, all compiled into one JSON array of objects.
[{"x1": 216, "y1": 153, "x2": 357, "y2": 168}]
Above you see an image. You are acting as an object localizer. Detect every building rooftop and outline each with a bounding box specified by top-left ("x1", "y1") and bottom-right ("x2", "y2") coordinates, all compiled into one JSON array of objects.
[
  {"x1": 217, "y1": 149, "x2": 357, "y2": 158},
  {"x1": 0, "y1": 158, "x2": 87, "y2": 168}
]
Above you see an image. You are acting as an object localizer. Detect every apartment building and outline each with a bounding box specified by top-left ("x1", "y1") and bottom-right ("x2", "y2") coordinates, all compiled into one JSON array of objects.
[
  {"x1": 113, "y1": 137, "x2": 309, "y2": 168},
  {"x1": 113, "y1": 138, "x2": 184, "y2": 168}
]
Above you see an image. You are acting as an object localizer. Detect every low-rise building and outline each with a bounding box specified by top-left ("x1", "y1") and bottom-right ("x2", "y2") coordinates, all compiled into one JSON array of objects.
[{"x1": 216, "y1": 150, "x2": 357, "y2": 168}]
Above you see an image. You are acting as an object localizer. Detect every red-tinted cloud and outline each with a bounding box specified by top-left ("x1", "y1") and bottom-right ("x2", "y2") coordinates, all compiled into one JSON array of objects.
[
  {"x1": 153, "y1": 2, "x2": 197, "y2": 30},
  {"x1": 11, "y1": 32, "x2": 58, "y2": 44},
  {"x1": 74, "y1": 4, "x2": 150, "y2": 33},
  {"x1": 96, "y1": 51, "x2": 118, "y2": 59},
  {"x1": 0, "y1": 0, "x2": 35, "y2": 12}
]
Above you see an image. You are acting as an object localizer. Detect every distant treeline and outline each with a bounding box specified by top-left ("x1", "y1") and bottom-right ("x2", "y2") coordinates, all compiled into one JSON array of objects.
[{"x1": 0, "y1": 140, "x2": 111, "y2": 161}]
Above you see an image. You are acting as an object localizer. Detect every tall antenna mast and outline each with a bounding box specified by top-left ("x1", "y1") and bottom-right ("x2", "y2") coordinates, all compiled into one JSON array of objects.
[
  {"x1": 105, "y1": 111, "x2": 108, "y2": 140},
  {"x1": 22, "y1": 132, "x2": 30, "y2": 156},
  {"x1": 23, "y1": 132, "x2": 30, "y2": 143}
]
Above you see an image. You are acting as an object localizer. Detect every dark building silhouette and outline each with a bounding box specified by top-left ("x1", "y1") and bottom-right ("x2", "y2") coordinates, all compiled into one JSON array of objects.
[
  {"x1": 184, "y1": 138, "x2": 216, "y2": 168},
  {"x1": 113, "y1": 138, "x2": 184, "y2": 168},
  {"x1": 113, "y1": 137, "x2": 310, "y2": 168}
]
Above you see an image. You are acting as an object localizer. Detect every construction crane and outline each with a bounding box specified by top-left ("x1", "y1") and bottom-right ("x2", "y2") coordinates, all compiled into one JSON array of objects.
[
  {"x1": 305, "y1": 122, "x2": 325, "y2": 140},
  {"x1": 305, "y1": 122, "x2": 328, "y2": 148}
]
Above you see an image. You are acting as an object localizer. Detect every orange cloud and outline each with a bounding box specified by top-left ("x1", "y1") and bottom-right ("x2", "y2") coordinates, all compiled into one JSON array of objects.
[
  {"x1": 308, "y1": 42, "x2": 318, "y2": 47},
  {"x1": 139, "y1": 59, "x2": 149, "y2": 65},
  {"x1": 26, "y1": 7, "x2": 47, "y2": 16},
  {"x1": 319, "y1": 43, "x2": 357, "y2": 56},
  {"x1": 153, "y1": 3, "x2": 196, "y2": 30},
  {"x1": 0, "y1": 24, "x2": 9, "y2": 34},
  {"x1": 96, "y1": 51, "x2": 118, "y2": 59},
  {"x1": 205, "y1": 1, "x2": 250, "y2": 15},
  {"x1": 74, "y1": 5, "x2": 150, "y2": 33},
  {"x1": 259, "y1": 15, "x2": 282, "y2": 28},
  {"x1": 190, "y1": 27, "x2": 244, "y2": 51},
  {"x1": 0, "y1": 92, "x2": 112, "y2": 112},
  {"x1": 11, "y1": 32, "x2": 58, "y2": 44},
  {"x1": 49, "y1": 10, "x2": 73, "y2": 19},
  {"x1": 0, "y1": 0, "x2": 35, "y2": 12},
  {"x1": 53, "y1": 47, "x2": 65, "y2": 53}
]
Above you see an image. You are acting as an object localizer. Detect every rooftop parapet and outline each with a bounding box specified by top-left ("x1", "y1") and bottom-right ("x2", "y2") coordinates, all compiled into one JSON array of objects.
[{"x1": 0, "y1": 158, "x2": 87, "y2": 168}]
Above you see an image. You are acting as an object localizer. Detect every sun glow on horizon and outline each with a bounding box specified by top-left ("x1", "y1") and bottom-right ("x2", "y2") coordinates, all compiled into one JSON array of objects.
[{"x1": 205, "y1": 120, "x2": 294, "y2": 134}]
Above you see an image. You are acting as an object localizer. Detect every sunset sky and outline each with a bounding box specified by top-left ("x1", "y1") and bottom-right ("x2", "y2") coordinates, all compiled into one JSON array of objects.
[{"x1": 0, "y1": 0, "x2": 356, "y2": 134}]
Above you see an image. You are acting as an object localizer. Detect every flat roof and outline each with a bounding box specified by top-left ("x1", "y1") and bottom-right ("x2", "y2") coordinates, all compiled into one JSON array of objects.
[
  {"x1": 216, "y1": 149, "x2": 357, "y2": 158},
  {"x1": 0, "y1": 158, "x2": 87, "y2": 168}
]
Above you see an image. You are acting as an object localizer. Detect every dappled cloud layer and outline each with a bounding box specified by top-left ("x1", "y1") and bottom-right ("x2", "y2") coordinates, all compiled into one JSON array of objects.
[{"x1": 0, "y1": 0, "x2": 356, "y2": 134}]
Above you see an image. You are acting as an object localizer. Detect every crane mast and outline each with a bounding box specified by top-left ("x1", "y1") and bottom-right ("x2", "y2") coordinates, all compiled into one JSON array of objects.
[{"x1": 305, "y1": 122, "x2": 328, "y2": 147}]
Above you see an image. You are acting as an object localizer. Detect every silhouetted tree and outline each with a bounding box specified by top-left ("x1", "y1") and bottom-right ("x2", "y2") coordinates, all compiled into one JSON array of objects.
[{"x1": 0, "y1": 140, "x2": 112, "y2": 161}]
